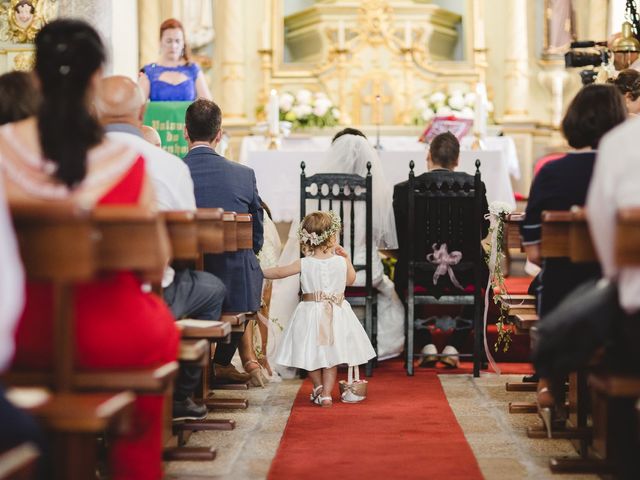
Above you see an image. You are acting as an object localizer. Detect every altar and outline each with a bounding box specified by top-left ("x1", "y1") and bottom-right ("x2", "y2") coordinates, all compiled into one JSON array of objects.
[{"x1": 239, "y1": 135, "x2": 517, "y2": 223}]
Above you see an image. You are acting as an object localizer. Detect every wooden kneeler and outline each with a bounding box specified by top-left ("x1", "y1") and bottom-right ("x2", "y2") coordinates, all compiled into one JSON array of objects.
[{"x1": 8, "y1": 206, "x2": 139, "y2": 479}]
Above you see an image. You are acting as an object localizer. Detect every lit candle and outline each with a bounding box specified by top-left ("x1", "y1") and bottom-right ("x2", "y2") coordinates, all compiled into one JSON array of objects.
[
  {"x1": 338, "y1": 20, "x2": 345, "y2": 50},
  {"x1": 261, "y1": 24, "x2": 270, "y2": 50},
  {"x1": 268, "y1": 89, "x2": 279, "y2": 136},
  {"x1": 473, "y1": 82, "x2": 487, "y2": 137},
  {"x1": 404, "y1": 21, "x2": 412, "y2": 48}
]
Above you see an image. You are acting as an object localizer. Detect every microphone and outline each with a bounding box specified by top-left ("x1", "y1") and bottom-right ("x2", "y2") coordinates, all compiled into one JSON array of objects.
[{"x1": 570, "y1": 40, "x2": 608, "y2": 48}]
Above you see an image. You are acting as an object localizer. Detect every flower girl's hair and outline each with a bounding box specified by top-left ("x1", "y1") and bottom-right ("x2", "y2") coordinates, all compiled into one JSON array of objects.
[{"x1": 298, "y1": 211, "x2": 341, "y2": 255}]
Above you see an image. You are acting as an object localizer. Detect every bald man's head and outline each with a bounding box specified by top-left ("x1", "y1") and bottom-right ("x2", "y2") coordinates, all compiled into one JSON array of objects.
[
  {"x1": 141, "y1": 125, "x2": 162, "y2": 147},
  {"x1": 95, "y1": 75, "x2": 145, "y2": 126}
]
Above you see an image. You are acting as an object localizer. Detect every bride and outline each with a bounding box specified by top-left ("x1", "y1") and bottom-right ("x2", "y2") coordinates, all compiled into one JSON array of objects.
[{"x1": 269, "y1": 128, "x2": 405, "y2": 371}]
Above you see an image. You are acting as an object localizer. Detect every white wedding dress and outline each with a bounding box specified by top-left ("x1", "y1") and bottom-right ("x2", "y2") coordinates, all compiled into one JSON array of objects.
[{"x1": 269, "y1": 134, "x2": 405, "y2": 362}]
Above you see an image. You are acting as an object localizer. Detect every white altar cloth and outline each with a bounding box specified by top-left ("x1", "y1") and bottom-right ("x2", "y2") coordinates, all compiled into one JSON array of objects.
[{"x1": 239, "y1": 136, "x2": 516, "y2": 223}]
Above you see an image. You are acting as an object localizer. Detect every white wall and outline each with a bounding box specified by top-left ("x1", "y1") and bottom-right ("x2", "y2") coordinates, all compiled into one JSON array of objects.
[{"x1": 110, "y1": 0, "x2": 139, "y2": 79}]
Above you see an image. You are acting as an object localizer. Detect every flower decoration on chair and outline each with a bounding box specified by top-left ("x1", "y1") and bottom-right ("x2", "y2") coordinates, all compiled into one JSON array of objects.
[
  {"x1": 278, "y1": 89, "x2": 341, "y2": 129},
  {"x1": 412, "y1": 90, "x2": 494, "y2": 126},
  {"x1": 297, "y1": 211, "x2": 341, "y2": 246},
  {"x1": 484, "y1": 201, "x2": 515, "y2": 356}
]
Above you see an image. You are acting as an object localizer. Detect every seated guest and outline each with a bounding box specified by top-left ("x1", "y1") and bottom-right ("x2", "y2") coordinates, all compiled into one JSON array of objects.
[
  {"x1": 522, "y1": 84, "x2": 626, "y2": 415},
  {"x1": 609, "y1": 68, "x2": 640, "y2": 116},
  {"x1": 585, "y1": 91, "x2": 640, "y2": 480},
  {"x1": 142, "y1": 124, "x2": 162, "y2": 147},
  {"x1": 183, "y1": 99, "x2": 265, "y2": 386},
  {"x1": 2, "y1": 20, "x2": 178, "y2": 480},
  {"x1": 95, "y1": 75, "x2": 227, "y2": 420},
  {"x1": 393, "y1": 132, "x2": 489, "y2": 367},
  {"x1": 0, "y1": 71, "x2": 40, "y2": 125}
]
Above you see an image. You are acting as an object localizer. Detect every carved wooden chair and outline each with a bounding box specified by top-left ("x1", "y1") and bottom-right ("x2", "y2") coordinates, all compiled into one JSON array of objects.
[
  {"x1": 300, "y1": 161, "x2": 377, "y2": 376},
  {"x1": 404, "y1": 160, "x2": 485, "y2": 377}
]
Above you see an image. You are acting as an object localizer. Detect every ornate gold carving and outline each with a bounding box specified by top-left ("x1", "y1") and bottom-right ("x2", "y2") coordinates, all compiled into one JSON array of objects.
[
  {"x1": 0, "y1": 0, "x2": 57, "y2": 44},
  {"x1": 13, "y1": 50, "x2": 35, "y2": 70},
  {"x1": 357, "y1": 0, "x2": 394, "y2": 47}
]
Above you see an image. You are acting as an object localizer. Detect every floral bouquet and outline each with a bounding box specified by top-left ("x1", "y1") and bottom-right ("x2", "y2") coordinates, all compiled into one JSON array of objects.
[
  {"x1": 412, "y1": 90, "x2": 477, "y2": 125},
  {"x1": 278, "y1": 89, "x2": 341, "y2": 129}
]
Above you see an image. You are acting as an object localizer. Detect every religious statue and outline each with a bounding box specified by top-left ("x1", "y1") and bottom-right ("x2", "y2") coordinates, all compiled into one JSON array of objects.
[{"x1": 0, "y1": 0, "x2": 57, "y2": 44}]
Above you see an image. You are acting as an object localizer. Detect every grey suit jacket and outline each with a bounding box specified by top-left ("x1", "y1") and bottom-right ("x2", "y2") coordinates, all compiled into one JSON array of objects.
[{"x1": 184, "y1": 146, "x2": 264, "y2": 312}]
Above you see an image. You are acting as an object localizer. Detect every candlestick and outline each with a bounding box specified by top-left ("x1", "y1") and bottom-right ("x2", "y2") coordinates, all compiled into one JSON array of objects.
[
  {"x1": 404, "y1": 21, "x2": 412, "y2": 49},
  {"x1": 268, "y1": 89, "x2": 279, "y2": 136},
  {"x1": 261, "y1": 24, "x2": 270, "y2": 50},
  {"x1": 338, "y1": 20, "x2": 345, "y2": 50},
  {"x1": 374, "y1": 94, "x2": 383, "y2": 150}
]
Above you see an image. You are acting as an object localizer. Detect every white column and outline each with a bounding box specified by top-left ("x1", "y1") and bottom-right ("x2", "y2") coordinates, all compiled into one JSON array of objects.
[
  {"x1": 219, "y1": 0, "x2": 247, "y2": 122},
  {"x1": 503, "y1": 0, "x2": 529, "y2": 120},
  {"x1": 111, "y1": 0, "x2": 138, "y2": 79},
  {"x1": 473, "y1": 0, "x2": 488, "y2": 79}
]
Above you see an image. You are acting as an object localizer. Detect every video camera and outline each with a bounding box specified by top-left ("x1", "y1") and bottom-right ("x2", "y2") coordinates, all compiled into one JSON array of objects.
[{"x1": 564, "y1": 41, "x2": 610, "y2": 85}]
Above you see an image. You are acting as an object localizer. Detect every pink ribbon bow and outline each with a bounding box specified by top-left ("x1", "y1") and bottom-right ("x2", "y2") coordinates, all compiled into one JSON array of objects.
[{"x1": 426, "y1": 243, "x2": 464, "y2": 290}]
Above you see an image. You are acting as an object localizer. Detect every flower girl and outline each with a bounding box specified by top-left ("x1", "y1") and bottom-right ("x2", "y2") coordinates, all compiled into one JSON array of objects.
[{"x1": 263, "y1": 211, "x2": 376, "y2": 406}]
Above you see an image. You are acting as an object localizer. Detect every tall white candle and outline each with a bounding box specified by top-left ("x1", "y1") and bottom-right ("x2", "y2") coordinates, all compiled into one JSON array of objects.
[
  {"x1": 338, "y1": 20, "x2": 345, "y2": 49},
  {"x1": 404, "y1": 21, "x2": 412, "y2": 48},
  {"x1": 268, "y1": 89, "x2": 279, "y2": 135},
  {"x1": 474, "y1": 82, "x2": 487, "y2": 137},
  {"x1": 261, "y1": 24, "x2": 270, "y2": 50}
]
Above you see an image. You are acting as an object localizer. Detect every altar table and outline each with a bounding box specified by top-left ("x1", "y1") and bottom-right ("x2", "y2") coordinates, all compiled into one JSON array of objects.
[{"x1": 239, "y1": 136, "x2": 516, "y2": 223}]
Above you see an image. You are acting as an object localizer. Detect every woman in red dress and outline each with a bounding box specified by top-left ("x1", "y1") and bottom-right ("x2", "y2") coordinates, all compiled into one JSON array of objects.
[{"x1": 1, "y1": 20, "x2": 179, "y2": 480}]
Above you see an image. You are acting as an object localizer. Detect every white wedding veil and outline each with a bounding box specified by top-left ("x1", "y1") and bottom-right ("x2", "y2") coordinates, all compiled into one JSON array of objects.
[{"x1": 323, "y1": 133, "x2": 398, "y2": 249}]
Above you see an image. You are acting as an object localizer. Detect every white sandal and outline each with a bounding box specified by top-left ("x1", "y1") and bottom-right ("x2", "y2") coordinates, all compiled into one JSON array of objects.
[
  {"x1": 309, "y1": 385, "x2": 323, "y2": 403},
  {"x1": 314, "y1": 395, "x2": 333, "y2": 407}
]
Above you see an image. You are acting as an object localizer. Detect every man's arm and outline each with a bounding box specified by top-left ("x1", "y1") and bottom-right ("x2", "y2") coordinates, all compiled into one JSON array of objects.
[{"x1": 249, "y1": 171, "x2": 264, "y2": 254}]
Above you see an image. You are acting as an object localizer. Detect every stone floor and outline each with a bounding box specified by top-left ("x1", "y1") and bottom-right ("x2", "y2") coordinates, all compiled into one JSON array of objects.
[
  {"x1": 164, "y1": 378, "x2": 302, "y2": 480},
  {"x1": 439, "y1": 373, "x2": 602, "y2": 480}
]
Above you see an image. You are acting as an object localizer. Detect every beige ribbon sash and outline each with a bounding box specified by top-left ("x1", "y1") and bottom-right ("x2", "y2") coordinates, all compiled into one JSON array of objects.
[{"x1": 302, "y1": 291, "x2": 344, "y2": 346}]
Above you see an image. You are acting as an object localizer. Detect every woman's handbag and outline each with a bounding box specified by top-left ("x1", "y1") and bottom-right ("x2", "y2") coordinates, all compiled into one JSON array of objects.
[{"x1": 339, "y1": 365, "x2": 368, "y2": 403}]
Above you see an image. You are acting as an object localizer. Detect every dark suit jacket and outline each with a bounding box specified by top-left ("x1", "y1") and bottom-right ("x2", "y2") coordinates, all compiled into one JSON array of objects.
[
  {"x1": 184, "y1": 146, "x2": 264, "y2": 312},
  {"x1": 392, "y1": 169, "x2": 489, "y2": 296}
]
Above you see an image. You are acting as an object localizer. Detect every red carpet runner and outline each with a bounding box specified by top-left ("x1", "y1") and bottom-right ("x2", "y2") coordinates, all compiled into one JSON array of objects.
[{"x1": 268, "y1": 361, "x2": 484, "y2": 480}]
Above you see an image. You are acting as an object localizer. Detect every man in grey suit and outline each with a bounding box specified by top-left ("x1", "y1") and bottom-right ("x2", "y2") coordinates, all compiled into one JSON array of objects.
[{"x1": 183, "y1": 99, "x2": 264, "y2": 383}]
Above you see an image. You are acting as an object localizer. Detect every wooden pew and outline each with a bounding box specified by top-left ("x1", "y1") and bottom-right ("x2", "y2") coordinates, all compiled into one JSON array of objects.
[
  {"x1": 0, "y1": 443, "x2": 39, "y2": 480},
  {"x1": 7, "y1": 206, "x2": 141, "y2": 479},
  {"x1": 503, "y1": 212, "x2": 525, "y2": 276},
  {"x1": 555, "y1": 207, "x2": 640, "y2": 474}
]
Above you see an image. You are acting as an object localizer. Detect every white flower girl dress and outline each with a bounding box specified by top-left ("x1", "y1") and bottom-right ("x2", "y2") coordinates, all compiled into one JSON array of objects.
[{"x1": 276, "y1": 255, "x2": 376, "y2": 371}]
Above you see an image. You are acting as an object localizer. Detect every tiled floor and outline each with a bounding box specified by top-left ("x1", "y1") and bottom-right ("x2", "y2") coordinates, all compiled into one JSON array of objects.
[{"x1": 439, "y1": 373, "x2": 602, "y2": 480}]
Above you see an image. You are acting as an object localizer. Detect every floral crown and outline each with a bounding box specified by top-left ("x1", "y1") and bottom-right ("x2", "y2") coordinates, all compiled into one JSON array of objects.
[{"x1": 298, "y1": 211, "x2": 341, "y2": 246}]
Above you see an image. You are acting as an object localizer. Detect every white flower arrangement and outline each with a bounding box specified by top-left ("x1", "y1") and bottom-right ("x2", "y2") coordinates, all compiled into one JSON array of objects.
[
  {"x1": 412, "y1": 90, "x2": 493, "y2": 126},
  {"x1": 278, "y1": 89, "x2": 340, "y2": 129}
]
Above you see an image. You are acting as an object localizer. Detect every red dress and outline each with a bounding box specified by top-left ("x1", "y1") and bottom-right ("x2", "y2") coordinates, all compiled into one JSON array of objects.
[{"x1": 13, "y1": 157, "x2": 179, "y2": 480}]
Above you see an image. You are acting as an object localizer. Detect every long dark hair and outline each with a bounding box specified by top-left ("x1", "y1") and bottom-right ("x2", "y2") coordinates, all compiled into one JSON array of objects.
[{"x1": 35, "y1": 19, "x2": 105, "y2": 187}]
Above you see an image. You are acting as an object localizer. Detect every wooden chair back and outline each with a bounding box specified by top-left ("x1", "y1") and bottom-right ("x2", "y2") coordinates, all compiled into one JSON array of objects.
[
  {"x1": 569, "y1": 207, "x2": 597, "y2": 263},
  {"x1": 10, "y1": 205, "x2": 96, "y2": 392},
  {"x1": 300, "y1": 161, "x2": 373, "y2": 285},
  {"x1": 196, "y1": 208, "x2": 224, "y2": 255},
  {"x1": 162, "y1": 211, "x2": 198, "y2": 262},
  {"x1": 236, "y1": 213, "x2": 253, "y2": 250},
  {"x1": 407, "y1": 159, "x2": 484, "y2": 282},
  {"x1": 223, "y1": 211, "x2": 238, "y2": 253},
  {"x1": 616, "y1": 207, "x2": 640, "y2": 266},
  {"x1": 541, "y1": 210, "x2": 571, "y2": 258},
  {"x1": 92, "y1": 206, "x2": 170, "y2": 283}
]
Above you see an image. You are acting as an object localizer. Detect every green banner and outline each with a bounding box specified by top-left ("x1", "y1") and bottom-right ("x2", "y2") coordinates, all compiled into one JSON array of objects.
[{"x1": 143, "y1": 101, "x2": 191, "y2": 158}]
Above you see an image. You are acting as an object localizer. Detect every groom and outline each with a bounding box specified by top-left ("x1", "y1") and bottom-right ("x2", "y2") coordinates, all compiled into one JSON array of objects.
[
  {"x1": 183, "y1": 98, "x2": 264, "y2": 383},
  {"x1": 392, "y1": 132, "x2": 489, "y2": 367}
]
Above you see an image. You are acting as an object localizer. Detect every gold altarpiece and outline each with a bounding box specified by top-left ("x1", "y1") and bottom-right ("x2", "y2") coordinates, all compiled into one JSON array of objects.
[{"x1": 259, "y1": 0, "x2": 486, "y2": 127}]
